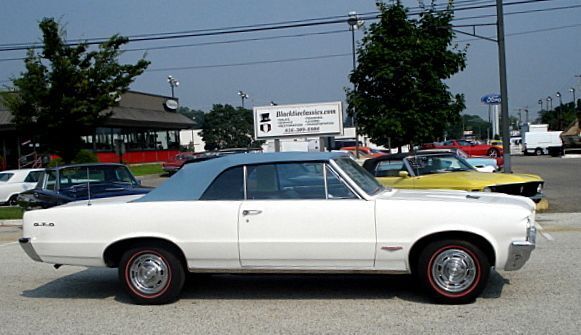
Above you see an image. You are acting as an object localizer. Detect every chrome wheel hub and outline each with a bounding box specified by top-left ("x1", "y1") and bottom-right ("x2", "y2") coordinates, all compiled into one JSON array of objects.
[
  {"x1": 129, "y1": 254, "x2": 169, "y2": 295},
  {"x1": 431, "y1": 249, "x2": 476, "y2": 293}
]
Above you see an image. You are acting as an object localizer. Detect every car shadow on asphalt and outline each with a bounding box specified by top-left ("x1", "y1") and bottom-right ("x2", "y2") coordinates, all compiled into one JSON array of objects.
[{"x1": 20, "y1": 268, "x2": 508, "y2": 304}]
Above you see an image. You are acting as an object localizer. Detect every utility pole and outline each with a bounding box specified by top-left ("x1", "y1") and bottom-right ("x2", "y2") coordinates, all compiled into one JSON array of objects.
[{"x1": 496, "y1": 0, "x2": 511, "y2": 173}]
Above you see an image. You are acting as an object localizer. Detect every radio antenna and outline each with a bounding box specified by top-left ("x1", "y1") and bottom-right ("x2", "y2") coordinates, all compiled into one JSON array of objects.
[{"x1": 86, "y1": 167, "x2": 92, "y2": 206}]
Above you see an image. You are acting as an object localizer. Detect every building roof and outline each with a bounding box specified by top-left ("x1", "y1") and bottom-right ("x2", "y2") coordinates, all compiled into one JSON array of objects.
[
  {"x1": 0, "y1": 91, "x2": 196, "y2": 130},
  {"x1": 134, "y1": 151, "x2": 347, "y2": 202}
]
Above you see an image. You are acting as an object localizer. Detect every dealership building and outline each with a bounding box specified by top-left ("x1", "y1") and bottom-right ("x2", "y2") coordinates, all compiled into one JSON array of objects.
[{"x1": 0, "y1": 91, "x2": 195, "y2": 169}]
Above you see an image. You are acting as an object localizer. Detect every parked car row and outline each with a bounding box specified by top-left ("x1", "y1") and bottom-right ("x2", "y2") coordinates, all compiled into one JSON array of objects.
[
  {"x1": 362, "y1": 152, "x2": 544, "y2": 203},
  {"x1": 0, "y1": 169, "x2": 44, "y2": 206},
  {"x1": 0, "y1": 164, "x2": 151, "y2": 209}
]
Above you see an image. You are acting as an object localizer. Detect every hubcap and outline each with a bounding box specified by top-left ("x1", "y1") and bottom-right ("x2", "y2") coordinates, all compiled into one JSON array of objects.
[
  {"x1": 128, "y1": 253, "x2": 169, "y2": 295},
  {"x1": 431, "y1": 248, "x2": 477, "y2": 293}
]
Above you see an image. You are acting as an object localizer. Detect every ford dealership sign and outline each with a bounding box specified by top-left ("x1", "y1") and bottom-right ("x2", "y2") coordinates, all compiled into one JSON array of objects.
[{"x1": 481, "y1": 94, "x2": 502, "y2": 105}]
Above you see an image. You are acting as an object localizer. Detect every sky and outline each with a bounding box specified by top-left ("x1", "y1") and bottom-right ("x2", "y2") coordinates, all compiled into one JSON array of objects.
[{"x1": 1, "y1": 0, "x2": 580, "y2": 122}]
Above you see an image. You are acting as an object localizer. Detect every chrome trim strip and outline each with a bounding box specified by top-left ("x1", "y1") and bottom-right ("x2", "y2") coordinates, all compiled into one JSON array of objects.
[
  {"x1": 323, "y1": 162, "x2": 329, "y2": 199},
  {"x1": 328, "y1": 160, "x2": 366, "y2": 200},
  {"x1": 187, "y1": 268, "x2": 409, "y2": 275},
  {"x1": 326, "y1": 164, "x2": 362, "y2": 200},
  {"x1": 242, "y1": 165, "x2": 248, "y2": 200}
]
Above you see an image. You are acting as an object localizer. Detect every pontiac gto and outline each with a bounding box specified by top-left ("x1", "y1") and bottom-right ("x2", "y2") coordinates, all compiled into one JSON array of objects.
[{"x1": 20, "y1": 152, "x2": 536, "y2": 305}]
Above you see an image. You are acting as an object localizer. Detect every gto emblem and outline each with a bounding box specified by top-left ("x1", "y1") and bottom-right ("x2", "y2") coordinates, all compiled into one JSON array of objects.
[{"x1": 33, "y1": 222, "x2": 55, "y2": 227}]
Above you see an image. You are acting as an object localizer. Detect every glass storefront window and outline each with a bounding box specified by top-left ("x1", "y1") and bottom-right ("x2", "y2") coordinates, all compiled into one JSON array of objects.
[{"x1": 88, "y1": 127, "x2": 180, "y2": 152}]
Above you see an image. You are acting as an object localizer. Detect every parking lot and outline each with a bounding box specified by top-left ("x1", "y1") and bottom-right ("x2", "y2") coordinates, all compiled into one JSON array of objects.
[
  {"x1": 0, "y1": 213, "x2": 580, "y2": 334},
  {"x1": 1, "y1": 155, "x2": 579, "y2": 334},
  {"x1": 511, "y1": 155, "x2": 581, "y2": 213}
]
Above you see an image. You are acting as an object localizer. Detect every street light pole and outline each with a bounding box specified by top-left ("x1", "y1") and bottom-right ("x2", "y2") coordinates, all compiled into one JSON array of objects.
[
  {"x1": 570, "y1": 88, "x2": 576, "y2": 104},
  {"x1": 538, "y1": 99, "x2": 543, "y2": 112},
  {"x1": 348, "y1": 11, "x2": 363, "y2": 159},
  {"x1": 546, "y1": 96, "x2": 552, "y2": 111},
  {"x1": 556, "y1": 92, "x2": 563, "y2": 129},
  {"x1": 167, "y1": 75, "x2": 179, "y2": 98},
  {"x1": 238, "y1": 90, "x2": 249, "y2": 108}
]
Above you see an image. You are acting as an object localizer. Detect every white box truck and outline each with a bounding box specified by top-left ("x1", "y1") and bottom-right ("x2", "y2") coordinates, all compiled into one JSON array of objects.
[{"x1": 522, "y1": 131, "x2": 562, "y2": 155}]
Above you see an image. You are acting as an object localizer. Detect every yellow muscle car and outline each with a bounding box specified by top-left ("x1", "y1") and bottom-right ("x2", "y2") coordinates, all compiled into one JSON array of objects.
[{"x1": 362, "y1": 152, "x2": 544, "y2": 202}]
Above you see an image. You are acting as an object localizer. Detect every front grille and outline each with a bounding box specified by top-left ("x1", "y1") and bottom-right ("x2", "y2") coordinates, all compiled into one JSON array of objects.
[{"x1": 491, "y1": 182, "x2": 542, "y2": 197}]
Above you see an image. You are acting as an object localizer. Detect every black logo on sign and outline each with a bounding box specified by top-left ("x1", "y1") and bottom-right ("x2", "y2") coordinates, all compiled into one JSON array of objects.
[{"x1": 259, "y1": 113, "x2": 272, "y2": 133}]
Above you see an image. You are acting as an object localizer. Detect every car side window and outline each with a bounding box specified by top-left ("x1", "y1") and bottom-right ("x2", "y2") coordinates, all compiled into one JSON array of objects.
[
  {"x1": 45, "y1": 171, "x2": 57, "y2": 191},
  {"x1": 0, "y1": 173, "x2": 14, "y2": 182},
  {"x1": 24, "y1": 171, "x2": 43, "y2": 183},
  {"x1": 200, "y1": 166, "x2": 244, "y2": 200},
  {"x1": 246, "y1": 163, "x2": 326, "y2": 200},
  {"x1": 326, "y1": 166, "x2": 356, "y2": 199},
  {"x1": 374, "y1": 160, "x2": 405, "y2": 177}
]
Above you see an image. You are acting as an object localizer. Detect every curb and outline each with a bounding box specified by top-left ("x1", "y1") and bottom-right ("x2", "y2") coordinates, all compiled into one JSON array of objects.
[{"x1": 0, "y1": 219, "x2": 23, "y2": 227}]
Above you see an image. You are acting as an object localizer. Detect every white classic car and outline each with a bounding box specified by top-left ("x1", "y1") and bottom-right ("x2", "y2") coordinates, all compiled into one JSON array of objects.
[
  {"x1": 20, "y1": 152, "x2": 536, "y2": 305},
  {"x1": 0, "y1": 168, "x2": 44, "y2": 205}
]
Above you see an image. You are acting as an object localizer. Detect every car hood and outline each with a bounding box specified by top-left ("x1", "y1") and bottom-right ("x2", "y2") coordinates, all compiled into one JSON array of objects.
[
  {"x1": 415, "y1": 171, "x2": 542, "y2": 187},
  {"x1": 377, "y1": 188, "x2": 535, "y2": 212}
]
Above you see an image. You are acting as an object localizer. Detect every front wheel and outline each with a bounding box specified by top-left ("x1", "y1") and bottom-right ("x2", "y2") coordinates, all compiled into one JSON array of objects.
[
  {"x1": 417, "y1": 240, "x2": 490, "y2": 304},
  {"x1": 487, "y1": 148, "x2": 500, "y2": 158},
  {"x1": 8, "y1": 195, "x2": 18, "y2": 206},
  {"x1": 119, "y1": 244, "x2": 185, "y2": 305},
  {"x1": 534, "y1": 148, "x2": 543, "y2": 156}
]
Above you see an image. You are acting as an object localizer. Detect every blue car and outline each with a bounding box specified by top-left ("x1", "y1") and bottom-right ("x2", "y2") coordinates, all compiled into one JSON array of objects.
[{"x1": 17, "y1": 163, "x2": 151, "y2": 209}]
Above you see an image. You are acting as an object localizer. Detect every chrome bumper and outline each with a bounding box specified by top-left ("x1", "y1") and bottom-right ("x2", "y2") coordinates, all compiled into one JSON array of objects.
[
  {"x1": 505, "y1": 241, "x2": 535, "y2": 271},
  {"x1": 19, "y1": 238, "x2": 42, "y2": 262}
]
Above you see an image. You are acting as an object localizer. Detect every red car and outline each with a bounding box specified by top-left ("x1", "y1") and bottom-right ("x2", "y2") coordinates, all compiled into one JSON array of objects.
[
  {"x1": 339, "y1": 146, "x2": 386, "y2": 159},
  {"x1": 423, "y1": 140, "x2": 504, "y2": 167},
  {"x1": 162, "y1": 152, "x2": 197, "y2": 174}
]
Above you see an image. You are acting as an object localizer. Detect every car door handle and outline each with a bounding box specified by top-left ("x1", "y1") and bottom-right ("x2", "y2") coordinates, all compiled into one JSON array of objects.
[{"x1": 242, "y1": 210, "x2": 262, "y2": 216}]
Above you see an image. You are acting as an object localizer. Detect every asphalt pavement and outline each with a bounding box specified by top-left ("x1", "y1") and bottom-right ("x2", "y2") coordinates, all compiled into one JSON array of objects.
[
  {"x1": 511, "y1": 155, "x2": 580, "y2": 213},
  {"x1": 0, "y1": 213, "x2": 580, "y2": 334}
]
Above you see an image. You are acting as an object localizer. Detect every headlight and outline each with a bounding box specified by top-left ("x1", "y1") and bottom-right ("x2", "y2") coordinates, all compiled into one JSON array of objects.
[
  {"x1": 537, "y1": 184, "x2": 543, "y2": 193},
  {"x1": 482, "y1": 187, "x2": 492, "y2": 192}
]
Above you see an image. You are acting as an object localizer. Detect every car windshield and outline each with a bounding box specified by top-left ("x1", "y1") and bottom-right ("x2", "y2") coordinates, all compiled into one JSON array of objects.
[
  {"x1": 405, "y1": 154, "x2": 475, "y2": 176},
  {"x1": 333, "y1": 157, "x2": 383, "y2": 195},
  {"x1": 57, "y1": 165, "x2": 138, "y2": 190}
]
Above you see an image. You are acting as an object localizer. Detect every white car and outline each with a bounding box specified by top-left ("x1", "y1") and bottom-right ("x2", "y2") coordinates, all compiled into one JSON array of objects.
[
  {"x1": 0, "y1": 169, "x2": 44, "y2": 206},
  {"x1": 20, "y1": 152, "x2": 536, "y2": 305}
]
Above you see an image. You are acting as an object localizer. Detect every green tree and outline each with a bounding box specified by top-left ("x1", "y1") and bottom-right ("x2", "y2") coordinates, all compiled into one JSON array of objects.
[
  {"x1": 347, "y1": 1, "x2": 467, "y2": 149},
  {"x1": 448, "y1": 114, "x2": 491, "y2": 140},
  {"x1": 177, "y1": 106, "x2": 205, "y2": 129},
  {"x1": 200, "y1": 104, "x2": 262, "y2": 150},
  {"x1": 0, "y1": 18, "x2": 149, "y2": 163},
  {"x1": 537, "y1": 102, "x2": 577, "y2": 131}
]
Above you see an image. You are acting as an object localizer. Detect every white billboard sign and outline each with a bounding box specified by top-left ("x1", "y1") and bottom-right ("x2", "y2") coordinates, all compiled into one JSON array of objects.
[{"x1": 253, "y1": 101, "x2": 343, "y2": 139}]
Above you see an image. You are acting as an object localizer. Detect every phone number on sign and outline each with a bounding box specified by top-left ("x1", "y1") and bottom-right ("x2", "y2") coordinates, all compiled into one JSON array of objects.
[{"x1": 284, "y1": 127, "x2": 320, "y2": 133}]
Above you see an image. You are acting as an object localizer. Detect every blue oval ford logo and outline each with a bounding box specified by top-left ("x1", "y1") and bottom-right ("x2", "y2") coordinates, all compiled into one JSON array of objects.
[{"x1": 481, "y1": 94, "x2": 502, "y2": 105}]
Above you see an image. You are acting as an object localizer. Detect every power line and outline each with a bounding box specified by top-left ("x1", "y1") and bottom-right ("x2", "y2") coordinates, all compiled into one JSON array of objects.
[
  {"x1": 0, "y1": 0, "x2": 567, "y2": 52},
  {"x1": 453, "y1": 3, "x2": 581, "y2": 22},
  {"x1": 146, "y1": 53, "x2": 352, "y2": 72},
  {"x1": 0, "y1": 29, "x2": 349, "y2": 63},
  {"x1": 457, "y1": 22, "x2": 581, "y2": 43}
]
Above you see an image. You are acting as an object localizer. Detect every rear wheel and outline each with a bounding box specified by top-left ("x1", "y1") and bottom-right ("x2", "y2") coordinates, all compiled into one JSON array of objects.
[
  {"x1": 119, "y1": 244, "x2": 185, "y2": 305},
  {"x1": 417, "y1": 240, "x2": 490, "y2": 304}
]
